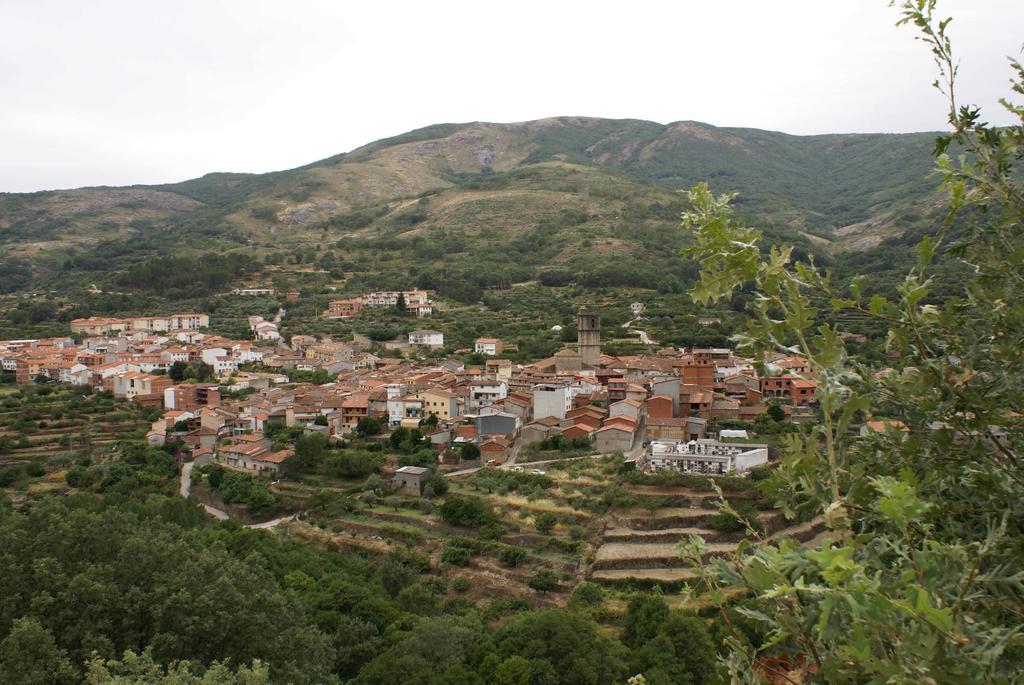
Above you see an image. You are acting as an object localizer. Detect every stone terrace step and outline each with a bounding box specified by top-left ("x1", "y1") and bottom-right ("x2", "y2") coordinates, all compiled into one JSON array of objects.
[
  {"x1": 603, "y1": 527, "x2": 715, "y2": 543},
  {"x1": 591, "y1": 568, "x2": 698, "y2": 583},
  {"x1": 592, "y1": 541, "x2": 736, "y2": 570}
]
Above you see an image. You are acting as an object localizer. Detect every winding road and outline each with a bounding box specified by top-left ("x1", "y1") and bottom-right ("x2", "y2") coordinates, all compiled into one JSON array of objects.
[
  {"x1": 179, "y1": 461, "x2": 295, "y2": 528},
  {"x1": 621, "y1": 317, "x2": 657, "y2": 345}
]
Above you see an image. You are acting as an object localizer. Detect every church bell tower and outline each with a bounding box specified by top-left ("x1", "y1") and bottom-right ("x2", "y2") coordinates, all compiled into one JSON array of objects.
[{"x1": 576, "y1": 306, "x2": 601, "y2": 367}]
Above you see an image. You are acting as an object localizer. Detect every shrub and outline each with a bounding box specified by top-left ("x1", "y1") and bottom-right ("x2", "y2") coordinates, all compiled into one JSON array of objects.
[
  {"x1": 534, "y1": 512, "x2": 558, "y2": 534},
  {"x1": 325, "y1": 450, "x2": 383, "y2": 479},
  {"x1": 65, "y1": 464, "x2": 95, "y2": 489},
  {"x1": 441, "y1": 545, "x2": 472, "y2": 567},
  {"x1": 499, "y1": 546, "x2": 528, "y2": 568},
  {"x1": 569, "y1": 581, "x2": 604, "y2": 609},
  {"x1": 438, "y1": 496, "x2": 494, "y2": 528},
  {"x1": 527, "y1": 569, "x2": 559, "y2": 593},
  {"x1": 422, "y1": 475, "x2": 448, "y2": 498},
  {"x1": 451, "y1": 576, "x2": 471, "y2": 593},
  {"x1": 479, "y1": 522, "x2": 506, "y2": 541},
  {"x1": 0, "y1": 467, "x2": 21, "y2": 487}
]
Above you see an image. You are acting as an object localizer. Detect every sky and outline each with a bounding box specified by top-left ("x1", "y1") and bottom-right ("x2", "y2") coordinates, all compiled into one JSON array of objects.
[{"x1": 2, "y1": 0, "x2": 1022, "y2": 193}]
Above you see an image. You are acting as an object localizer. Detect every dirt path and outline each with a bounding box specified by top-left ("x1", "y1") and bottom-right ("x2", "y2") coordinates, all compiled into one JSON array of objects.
[{"x1": 179, "y1": 460, "x2": 292, "y2": 528}]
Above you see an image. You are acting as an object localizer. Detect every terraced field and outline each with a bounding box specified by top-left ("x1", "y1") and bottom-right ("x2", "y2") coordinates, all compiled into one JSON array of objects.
[
  {"x1": 0, "y1": 385, "x2": 151, "y2": 472},
  {"x1": 590, "y1": 488, "x2": 827, "y2": 586}
]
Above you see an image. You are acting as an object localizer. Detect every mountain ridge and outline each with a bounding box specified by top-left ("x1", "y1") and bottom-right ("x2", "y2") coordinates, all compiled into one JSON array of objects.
[{"x1": 0, "y1": 116, "x2": 947, "y2": 305}]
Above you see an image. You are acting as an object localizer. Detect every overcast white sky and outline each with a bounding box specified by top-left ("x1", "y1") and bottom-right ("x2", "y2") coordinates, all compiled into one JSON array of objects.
[{"x1": 2, "y1": 0, "x2": 1022, "y2": 192}]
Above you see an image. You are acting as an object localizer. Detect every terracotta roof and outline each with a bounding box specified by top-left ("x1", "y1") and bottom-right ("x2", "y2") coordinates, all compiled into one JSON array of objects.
[
  {"x1": 603, "y1": 415, "x2": 638, "y2": 430},
  {"x1": 595, "y1": 424, "x2": 635, "y2": 435},
  {"x1": 341, "y1": 393, "x2": 369, "y2": 408},
  {"x1": 864, "y1": 419, "x2": 909, "y2": 432},
  {"x1": 259, "y1": 449, "x2": 293, "y2": 464}
]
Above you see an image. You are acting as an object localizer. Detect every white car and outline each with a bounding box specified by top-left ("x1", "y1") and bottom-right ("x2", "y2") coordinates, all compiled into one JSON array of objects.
[
  {"x1": 513, "y1": 465, "x2": 524, "y2": 472},
  {"x1": 530, "y1": 469, "x2": 545, "y2": 475}
]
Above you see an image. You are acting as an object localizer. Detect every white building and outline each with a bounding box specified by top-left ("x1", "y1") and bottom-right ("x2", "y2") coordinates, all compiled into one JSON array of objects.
[
  {"x1": 644, "y1": 439, "x2": 768, "y2": 476},
  {"x1": 160, "y1": 347, "x2": 190, "y2": 364},
  {"x1": 232, "y1": 343, "x2": 265, "y2": 364},
  {"x1": 474, "y1": 338, "x2": 503, "y2": 356},
  {"x1": 253, "y1": 322, "x2": 281, "y2": 342},
  {"x1": 361, "y1": 290, "x2": 431, "y2": 308},
  {"x1": 408, "y1": 329, "x2": 444, "y2": 348},
  {"x1": 532, "y1": 383, "x2": 571, "y2": 420},
  {"x1": 408, "y1": 303, "x2": 433, "y2": 318},
  {"x1": 386, "y1": 383, "x2": 408, "y2": 427},
  {"x1": 467, "y1": 380, "x2": 508, "y2": 412},
  {"x1": 201, "y1": 347, "x2": 238, "y2": 377},
  {"x1": 234, "y1": 288, "x2": 277, "y2": 296}
]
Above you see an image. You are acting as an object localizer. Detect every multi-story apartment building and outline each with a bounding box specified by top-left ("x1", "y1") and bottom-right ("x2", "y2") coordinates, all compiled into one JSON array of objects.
[
  {"x1": 474, "y1": 338, "x2": 504, "y2": 356},
  {"x1": 327, "y1": 299, "x2": 362, "y2": 318},
  {"x1": 70, "y1": 313, "x2": 208, "y2": 335}
]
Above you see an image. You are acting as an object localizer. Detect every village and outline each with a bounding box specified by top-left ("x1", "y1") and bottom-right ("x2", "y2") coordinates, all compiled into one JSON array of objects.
[
  {"x1": 0, "y1": 291, "x2": 822, "y2": 475},
  {"x1": 0, "y1": 289, "x2": 838, "y2": 594}
]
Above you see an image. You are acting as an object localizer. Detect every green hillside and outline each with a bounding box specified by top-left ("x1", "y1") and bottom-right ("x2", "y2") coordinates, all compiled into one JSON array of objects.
[{"x1": 0, "y1": 117, "x2": 948, "y2": 334}]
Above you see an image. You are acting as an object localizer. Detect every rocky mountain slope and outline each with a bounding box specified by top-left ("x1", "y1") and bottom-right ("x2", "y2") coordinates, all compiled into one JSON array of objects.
[{"x1": 0, "y1": 117, "x2": 944, "y2": 300}]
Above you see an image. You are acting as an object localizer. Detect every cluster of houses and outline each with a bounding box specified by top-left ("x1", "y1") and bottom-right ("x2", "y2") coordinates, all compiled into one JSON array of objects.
[
  {"x1": 69, "y1": 313, "x2": 210, "y2": 336},
  {"x1": 249, "y1": 316, "x2": 281, "y2": 342},
  {"x1": 1, "y1": 304, "x2": 827, "y2": 482},
  {"x1": 403, "y1": 332, "x2": 510, "y2": 357},
  {"x1": 326, "y1": 290, "x2": 434, "y2": 319}
]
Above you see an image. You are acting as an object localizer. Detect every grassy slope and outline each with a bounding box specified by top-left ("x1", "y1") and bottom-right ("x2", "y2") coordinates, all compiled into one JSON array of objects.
[{"x1": 0, "y1": 117, "x2": 943, "y2": 311}]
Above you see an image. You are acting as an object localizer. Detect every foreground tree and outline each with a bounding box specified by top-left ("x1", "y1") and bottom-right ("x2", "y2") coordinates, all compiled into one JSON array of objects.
[
  {"x1": 681, "y1": 2, "x2": 1024, "y2": 682},
  {"x1": 0, "y1": 618, "x2": 77, "y2": 685},
  {"x1": 84, "y1": 650, "x2": 271, "y2": 685}
]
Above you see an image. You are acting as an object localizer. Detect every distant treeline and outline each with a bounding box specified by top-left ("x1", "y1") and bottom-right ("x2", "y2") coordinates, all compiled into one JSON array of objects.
[{"x1": 116, "y1": 252, "x2": 256, "y2": 297}]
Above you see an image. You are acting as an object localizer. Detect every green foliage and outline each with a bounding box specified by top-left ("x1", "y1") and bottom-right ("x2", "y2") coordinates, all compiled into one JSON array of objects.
[
  {"x1": 457, "y1": 442, "x2": 480, "y2": 461},
  {"x1": 438, "y1": 496, "x2": 495, "y2": 528},
  {"x1": 389, "y1": 427, "x2": 425, "y2": 452},
  {"x1": 0, "y1": 498, "x2": 334, "y2": 684},
  {"x1": 422, "y1": 474, "x2": 449, "y2": 498},
  {"x1": 324, "y1": 450, "x2": 383, "y2": 480},
  {"x1": 116, "y1": 253, "x2": 255, "y2": 298},
  {"x1": 630, "y1": 613, "x2": 719, "y2": 685},
  {"x1": 705, "y1": 502, "x2": 763, "y2": 535},
  {"x1": 356, "y1": 417, "x2": 382, "y2": 436},
  {"x1": 527, "y1": 569, "x2": 559, "y2": 593},
  {"x1": 679, "y1": 6, "x2": 1024, "y2": 681},
  {"x1": 470, "y1": 467, "x2": 553, "y2": 494},
  {"x1": 499, "y1": 546, "x2": 528, "y2": 568},
  {"x1": 294, "y1": 432, "x2": 328, "y2": 470},
  {"x1": 623, "y1": 593, "x2": 670, "y2": 648},
  {"x1": 568, "y1": 581, "x2": 604, "y2": 610},
  {"x1": 533, "y1": 512, "x2": 558, "y2": 534},
  {"x1": 440, "y1": 544, "x2": 472, "y2": 567},
  {"x1": 204, "y1": 467, "x2": 277, "y2": 511},
  {"x1": 65, "y1": 464, "x2": 96, "y2": 489},
  {"x1": 84, "y1": 650, "x2": 271, "y2": 685},
  {"x1": 492, "y1": 610, "x2": 627, "y2": 684},
  {"x1": 397, "y1": 448, "x2": 437, "y2": 469},
  {"x1": 0, "y1": 617, "x2": 77, "y2": 685}
]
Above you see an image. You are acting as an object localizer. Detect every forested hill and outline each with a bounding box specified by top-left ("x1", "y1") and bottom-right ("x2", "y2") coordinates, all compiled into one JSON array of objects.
[{"x1": 0, "y1": 117, "x2": 944, "y2": 303}]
